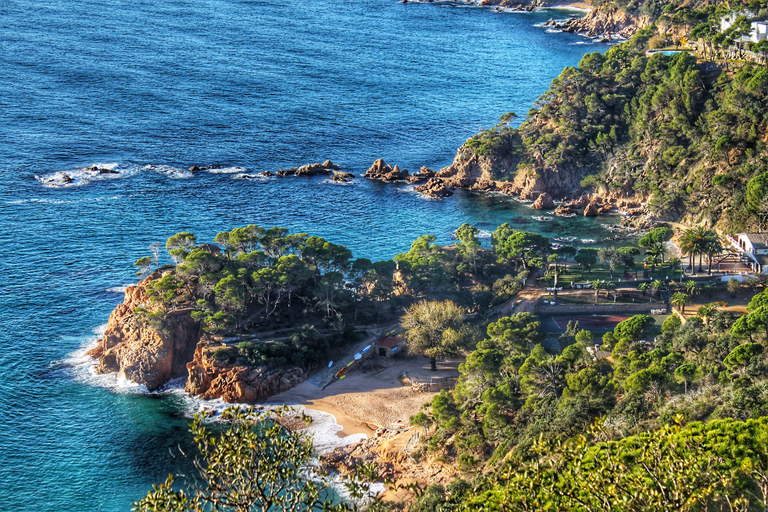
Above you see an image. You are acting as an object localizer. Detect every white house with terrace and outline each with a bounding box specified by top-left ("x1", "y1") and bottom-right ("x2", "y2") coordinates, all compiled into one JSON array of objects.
[
  {"x1": 726, "y1": 233, "x2": 768, "y2": 274},
  {"x1": 721, "y1": 13, "x2": 768, "y2": 44}
]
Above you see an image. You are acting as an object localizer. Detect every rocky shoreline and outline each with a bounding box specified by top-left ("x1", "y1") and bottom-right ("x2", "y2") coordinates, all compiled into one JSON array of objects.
[
  {"x1": 361, "y1": 154, "x2": 654, "y2": 229},
  {"x1": 86, "y1": 278, "x2": 308, "y2": 401}
]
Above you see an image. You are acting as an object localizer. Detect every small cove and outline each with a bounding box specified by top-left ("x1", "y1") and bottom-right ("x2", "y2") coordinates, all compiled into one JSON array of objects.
[{"x1": 0, "y1": 0, "x2": 613, "y2": 509}]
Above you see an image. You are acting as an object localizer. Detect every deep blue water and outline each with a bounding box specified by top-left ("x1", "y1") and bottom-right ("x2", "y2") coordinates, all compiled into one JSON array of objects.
[{"x1": 0, "y1": 0, "x2": 609, "y2": 510}]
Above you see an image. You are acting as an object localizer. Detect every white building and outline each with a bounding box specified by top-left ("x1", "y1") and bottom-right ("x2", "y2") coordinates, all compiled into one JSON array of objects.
[
  {"x1": 720, "y1": 13, "x2": 768, "y2": 44},
  {"x1": 735, "y1": 233, "x2": 768, "y2": 274}
]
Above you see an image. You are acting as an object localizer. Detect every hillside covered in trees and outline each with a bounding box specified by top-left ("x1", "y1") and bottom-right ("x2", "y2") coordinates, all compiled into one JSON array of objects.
[
  {"x1": 404, "y1": 288, "x2": 768, "y2": 510},
  {"x1": 445, "y1": 0, "x2": 768, "y2": 231}
]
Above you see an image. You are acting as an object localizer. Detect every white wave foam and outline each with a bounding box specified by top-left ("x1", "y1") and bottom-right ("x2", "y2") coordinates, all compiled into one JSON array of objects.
[
  {"x1": 580, "y1": 238, "x2": 596, "y2": 244},
  {"x1": 206, "y1": 166, "x2": 247, "y2": 174},
  {"x1": 71, "y1": 341, "x2": 368, "y2": 455},
  {"x1": 106, "y1": 284, "x2": 133, "y2": 293},
  {"x1": 67, "y1": 331, "x2": 381, "y2": 504},
  {"x1": 35, "y1": 167, "x2": 123, "y2": 188},
  {"x1": 35, "y1": 163, "x2": 196, "y2": 188},
  {"x1": 321, "y1": 178, "x2": 358, "y2": 187},
  {"x1": 477, "y1": 229, "x2": 492, "y2": 239},
  {"x1": 142, "y1": 164, "x2": 193, "y2": 179},
  {"x1": 57, "y1": 324, "x2": 154, "y2": 394}
]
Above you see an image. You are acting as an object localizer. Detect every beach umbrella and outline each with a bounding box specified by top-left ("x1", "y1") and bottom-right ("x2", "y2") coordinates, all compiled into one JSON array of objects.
[
  {"x1": 354, "y1": 353, "x2": 362, "y2": 360},
  {"x1": 328, "y1": 361, "x2": 333, "y2": 368}
]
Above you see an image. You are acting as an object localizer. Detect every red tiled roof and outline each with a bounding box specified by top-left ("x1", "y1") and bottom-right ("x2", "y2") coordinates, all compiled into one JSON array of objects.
[{"x1": 378, "y1": 336, "x2": 402, "y2": 349}]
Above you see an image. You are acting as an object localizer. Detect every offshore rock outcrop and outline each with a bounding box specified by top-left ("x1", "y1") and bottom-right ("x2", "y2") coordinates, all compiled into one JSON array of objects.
[
  {"x1": 415, "y1": 177, "x2": 453, "y2": 198},
  {"x1": 276, "y1": 160, "x2": 340, "y2": 177},
  {"x1": 364, "y1": 159, "x2": 410, "y2": 181}
]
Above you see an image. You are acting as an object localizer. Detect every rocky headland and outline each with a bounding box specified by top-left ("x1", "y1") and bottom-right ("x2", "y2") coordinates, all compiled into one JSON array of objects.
[
  {"x1": 362, "y1": 144, "x2": 652, "y2": 227},
  {"x1": 87, "y1": 276, "x2": 307, "y2": 400},
  {"x1": 543, "y1": 6, "x2": 649, "y2": 39}
]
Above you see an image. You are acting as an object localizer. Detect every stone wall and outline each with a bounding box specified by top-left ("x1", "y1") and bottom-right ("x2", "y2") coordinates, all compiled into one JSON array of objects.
[{"x1": 534, "y1": 302, "x2": 667, "y2": 315}]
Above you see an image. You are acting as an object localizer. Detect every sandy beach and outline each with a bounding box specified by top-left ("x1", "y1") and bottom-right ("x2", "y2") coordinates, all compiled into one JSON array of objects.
[{"x1": 269, "y1": 354, "x2": 462, "y2": 439}]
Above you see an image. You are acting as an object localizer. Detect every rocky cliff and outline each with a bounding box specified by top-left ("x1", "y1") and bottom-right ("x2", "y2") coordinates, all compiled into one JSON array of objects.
[
  {"x1": 89, "y1": 277, "x2": 309, "y2": 400},
  {"x1": 185, "y1": 343, "x2": 306, "y2": 402},
  {"x1": 88, "y1": 279, "x2": 200, "y2": 391},
  {"x1": 557, "y1": 6, "x2": 650, "y2": 39}
]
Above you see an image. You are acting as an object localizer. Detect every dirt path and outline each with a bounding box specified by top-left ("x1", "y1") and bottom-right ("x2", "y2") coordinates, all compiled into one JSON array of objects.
[{"x1": 487, "y1": 266, "x2": 546, "y2": 318}]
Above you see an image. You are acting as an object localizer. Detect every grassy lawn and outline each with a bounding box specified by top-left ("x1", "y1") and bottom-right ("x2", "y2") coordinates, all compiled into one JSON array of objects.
[
  {"x1": 541, "y1": 264, "x2": 682, "y2": 288},
  {"x1": 540, "y1": 289, "x2": 664, "y2": 306}
]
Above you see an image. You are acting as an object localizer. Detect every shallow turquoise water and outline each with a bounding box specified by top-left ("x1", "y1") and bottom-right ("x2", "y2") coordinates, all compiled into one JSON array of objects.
[{"x1": 0, "y1": 0, "x2": 610, "y2": 509}]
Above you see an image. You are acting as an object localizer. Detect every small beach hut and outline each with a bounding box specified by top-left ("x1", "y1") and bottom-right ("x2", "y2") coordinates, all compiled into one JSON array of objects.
[{"x1": 377, "y1": 336, "x2": 402, "y2": 358}]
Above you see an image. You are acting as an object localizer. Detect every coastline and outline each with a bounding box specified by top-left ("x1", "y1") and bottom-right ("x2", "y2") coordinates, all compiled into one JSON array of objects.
[
  {"x1": 269, "y1": 355, "x2": 461, "y2": 442},
  {"x1": 548, "y1": 2, "x2": 592, "y2": 11}
]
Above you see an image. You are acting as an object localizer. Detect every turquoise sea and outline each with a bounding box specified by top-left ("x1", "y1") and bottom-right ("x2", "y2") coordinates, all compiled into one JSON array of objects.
[{"x1": 0, "y1": 0, "x2": 611, "y2": 509}]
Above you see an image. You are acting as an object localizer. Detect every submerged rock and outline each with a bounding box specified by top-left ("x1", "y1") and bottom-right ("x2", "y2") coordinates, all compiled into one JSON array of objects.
[{"x1": 331, "y1": 171, "x2": 355, "y2": 182}]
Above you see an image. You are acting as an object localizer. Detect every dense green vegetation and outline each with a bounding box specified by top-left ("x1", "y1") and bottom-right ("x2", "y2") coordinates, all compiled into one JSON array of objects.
[
  {"x1": 132, "y1": 407, "x2": 371, "y2": 512},
  {"x1": 467, "y1": 7, "x2": 768, "y2": 230},
  {"x1": 132, "y1": 223, "x2": 550, "y2": 373},
  {"x1": 406, "y1": 280, "x2": 768, "y2": 510}
]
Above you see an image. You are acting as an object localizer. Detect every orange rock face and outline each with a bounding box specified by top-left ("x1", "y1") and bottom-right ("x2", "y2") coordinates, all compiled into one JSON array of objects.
[
  {"x1": 185, "y1": 344, "x2": 306, "y2": 402},
  {"x1": 92, "y1": 278, "x2": 201, "y2": 391}
]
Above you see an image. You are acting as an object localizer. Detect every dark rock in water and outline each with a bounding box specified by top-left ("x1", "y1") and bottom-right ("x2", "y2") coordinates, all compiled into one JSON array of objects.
[
  {"x1": 321, "y1": 160, "x2": 340, "y2": 170},
  {"x1": 415, "y1": 177, "x2": 453, "y2": 198},
  {"x1": 531, "y1": 192, "x2": 555, "y2": 210},
  {"x1": 364, "y1": 159, "x2": 409, "y2": 181},
  {"x1": 190, "y1": 164, "x2": 227, "y2": 172},
  {"x1": 419, "y1": 166, "x2": 436, "y2": 177},
  {"x1": 98, "y1": 168, "x2": 119, "y2": 174},
  {"x1": 276, "y1": 160, "x2": 339, "y2": 177},
  {"x1": 61, "y1": 174, "x2": 74, "y2": 184},
  {"x1": 583, "y1": 203, "x2": 598, "y2": 217},
  {"x1": 406, "y1": 168, "x2": 435, "y2": 184},
  {"x1": 259, "y1": 170, "x2": 274, "y2": 177},
  {"x1": 331, "y1": 171, "x2": 355, "y2": 182},
  {"x1": 554, "y1": 205, "x2": 576, "y2": 216}
]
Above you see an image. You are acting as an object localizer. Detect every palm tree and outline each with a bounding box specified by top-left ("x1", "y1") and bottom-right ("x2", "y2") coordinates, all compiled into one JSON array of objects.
[
  {"x1": 684, "y1": 280, "x2": 701, "y2": 296},
  {"x1": 638, "y1": 282, "x2": 649, "y2": 296},
  {"x1": 691, "y1": 226, "x2": 709, "y2": 273},
  {"x1": 590, "y1": 280, "x2": 604, "y2": 304},
  {"x1": 704, "y1": 233, "x2": 722, "y2": 275},
  {"x1": 649, "y1": 279, "x2": 663, "y2": 298},
  {"x1": 679, "y1": 228, "x2": 697, "y2": 273},
  {"x1": 671, "y1": 292, "x2": 691, "y2": 314},
  {"x1": 644, "y1": 254, "x2": 662, "y2": 272},
  {"x1": 646, "y1": 244, "x2": 665, "y2": 265},
  {"x1": 679, "y1": 226, "x2": 711, "y2": 274}
]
